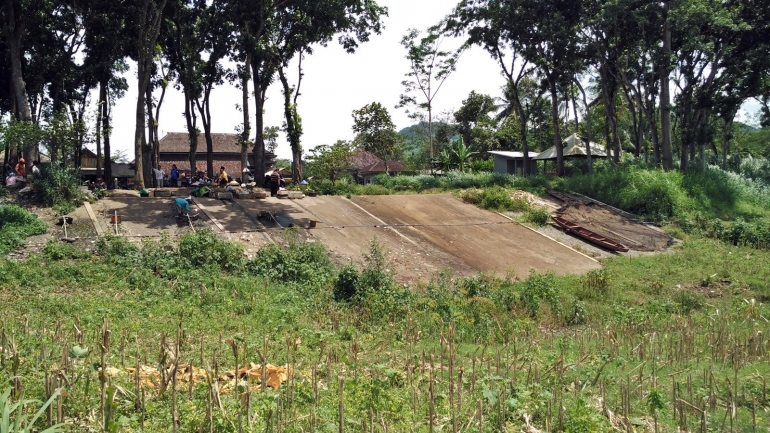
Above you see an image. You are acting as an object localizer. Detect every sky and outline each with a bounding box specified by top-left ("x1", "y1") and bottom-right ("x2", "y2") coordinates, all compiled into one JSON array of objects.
[
  {"x1": 105, "y1": 0, "x2": 760, "y2": 161},
  {"x1": 106, "y1": 0, "x2": 506, "y2": 161}
]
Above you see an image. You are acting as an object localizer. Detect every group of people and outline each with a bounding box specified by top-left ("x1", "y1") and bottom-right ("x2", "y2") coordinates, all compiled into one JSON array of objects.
[
  {"x1": 152, "y1": 164, "x2": 182, "y2": 188},
  {"x1": 4, "y1": 157, "x2": 40, "y2": 187}
]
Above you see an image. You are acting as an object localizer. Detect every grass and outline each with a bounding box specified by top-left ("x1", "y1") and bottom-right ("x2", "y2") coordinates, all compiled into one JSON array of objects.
[{"x1": 1, "y1": 226, "x2": 769, "y2": 431}]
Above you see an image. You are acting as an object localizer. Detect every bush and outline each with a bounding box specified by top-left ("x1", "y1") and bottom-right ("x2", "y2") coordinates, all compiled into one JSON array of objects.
[
  {"x1": 96, "y1": 234, "x2": 138, "y2": 259},
  {"x1": 333, "y1": 265, "x2": 360, "y2": 302},
  {"x1": 43, "y1": 239, "x2": 87, "y2": 260},
  {"x1": 247, "y1": 229, "x2": 334, "y2": 287},
  {"x1": 179, "y1": 230, "x2": 244, "y2": 272},
  {"x1": 0, "y1": 204, "x2": 47, "y2": 255},
  {"x1": 35, "y1": 165, "x2": 84, "y2": 212},
  {"x1": 520, "y1": 270, "x2": 560, "y2": 318},
  {"x1": 524, "y1": 206, "x2": 550, "y2": 226}
]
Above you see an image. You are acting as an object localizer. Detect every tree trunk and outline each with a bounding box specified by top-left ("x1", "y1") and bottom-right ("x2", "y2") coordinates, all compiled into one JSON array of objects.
[
  {"x1": 133, "y1": 0, "x2": 168, "y2": 189},
  {"x1": 659, "y1": 1, "x2": 674, "y2": 171},
  {"x1": 184, "y1": 89, "x2": 198, "y2": 179},
  {"x1": 101, "y1": 80, "x2": 113, "y2": 188},
  {"x1": 96, "y1": 87, "x2": 103, "y2": 180},
  {"x1": 575, "y1": 79, "x2": 593, "y2": 174},
  {"x1": 548, "y1": 77, "x2": 564, "y2": 176},
  {"x1": 251, "y1": 59, "x2": 266, "y2": 176},
  {"x1": 278, "y1": 66, "x2": 302, "y2": 183},
  {"x1": 240, "y1": 54, "x2": 251, "y2": 178}
]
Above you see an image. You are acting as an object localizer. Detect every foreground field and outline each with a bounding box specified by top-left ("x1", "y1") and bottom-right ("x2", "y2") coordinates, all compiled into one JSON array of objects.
[{"x1": 1, "y1": 228, "x2": 769, "y2": 432}]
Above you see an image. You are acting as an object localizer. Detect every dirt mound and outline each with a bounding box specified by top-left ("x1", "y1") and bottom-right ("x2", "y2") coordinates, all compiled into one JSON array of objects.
[{"x1": 557, "y1": 201, "x2": 672, "y2": 252}]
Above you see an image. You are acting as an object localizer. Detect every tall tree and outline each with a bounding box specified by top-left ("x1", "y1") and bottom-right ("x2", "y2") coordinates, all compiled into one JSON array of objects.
[
  {"x1": 398, "y1": 28, "x2": 459, "y2": 166},
  {"x1": 131, "y1": 0, "x2": 168, "y2": 189},
  {"x1": 447, "y1": 0, "x2": 537, "y2": 174},
  {"x1": 352, "y1": 102, "x2": 401, "y2": 173}
]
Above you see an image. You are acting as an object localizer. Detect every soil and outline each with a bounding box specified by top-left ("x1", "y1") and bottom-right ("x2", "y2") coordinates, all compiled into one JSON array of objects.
[
  {"x1": 348, "y1": 194, "x2": 601, "y2": 280},
  {"x1": 8, "y1": 188, "x2": 661, "y2": 283},
  {"x1": 554, "y1": 200, "x2": 672, "y2": 252}
]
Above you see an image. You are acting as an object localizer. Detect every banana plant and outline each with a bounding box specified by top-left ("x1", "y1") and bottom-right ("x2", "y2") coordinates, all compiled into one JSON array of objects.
[{"x1": 451, "y1": 137, "x2": 478, "y2": 172}]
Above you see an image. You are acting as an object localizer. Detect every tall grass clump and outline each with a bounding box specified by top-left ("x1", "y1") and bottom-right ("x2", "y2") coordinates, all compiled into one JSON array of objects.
[
  {"x1": 0, "y1": 204, "x2": 47, "y2": 254},
  {"x1": 459, "y1": 186, "x2": 530, "y2": 212},
  {"x1": 561, "y1": 165, "x2": 691, "y2": 221},
  {"x1": 35, "y1": 165, "x2": 83, "y2": 214},
  {"x1": 179, "y1": 229, "x2": 245, "y2": 272}
]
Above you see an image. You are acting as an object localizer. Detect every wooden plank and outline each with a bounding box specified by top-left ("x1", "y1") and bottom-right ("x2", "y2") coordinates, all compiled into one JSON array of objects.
[
  {"x1": 83, "y1": 201, "x2": 104, "y2": 235},
  {"x1": 190, "y1": 197, "x2": 226, "y2": 232}
]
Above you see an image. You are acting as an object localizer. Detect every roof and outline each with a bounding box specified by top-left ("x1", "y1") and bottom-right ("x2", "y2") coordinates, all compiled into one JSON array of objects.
[
  {"x1": 533, "y1": 133, "x2": 611, "y2": 160},
  {"x1": 360, "y1": 160, "x2": 406, "y2": 174},
  {"x1": 488, "y1": 150, "x2": 540, "y2": 159},
  {"x1": 348, "y1": 150, "x2": 405, "y2": 174},
  {"x1": 348, "y1": 150, "x2": 382, "y2": 169},
  {"x1": 158, "y1": 132, "x2": 244, "y2": 154}
]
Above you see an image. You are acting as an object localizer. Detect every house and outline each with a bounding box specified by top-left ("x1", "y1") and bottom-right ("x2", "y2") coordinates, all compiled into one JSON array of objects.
[
  {"x1": 78, "y1": 148, "x2": 135, "y2": 184},
  {"x1": 157, "y1": 132, "x2": 276, "y2": 179},
  {"x1": 488, "y1": 151, "x2": 539, "y2": 175},
  {"x1": 348, "y1": 150, "x2": 406, "y2": 184}
]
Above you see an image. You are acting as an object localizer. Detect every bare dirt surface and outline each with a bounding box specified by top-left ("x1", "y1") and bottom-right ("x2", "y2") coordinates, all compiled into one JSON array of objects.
[
  {"x1": 90, "y1": 197, "x2": 206, "y2": 237},
  {"x1": 350, "y1": 194, "x2": 600, "y2": 279},
  {"x1": 553, "y1": 198, "x2": 673, "y2": 252},
  {"x1": 295, "y1": 195, "x2": 476, "y2": 282}
]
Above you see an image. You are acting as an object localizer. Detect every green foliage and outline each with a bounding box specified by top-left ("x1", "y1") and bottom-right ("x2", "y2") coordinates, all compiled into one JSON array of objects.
[
  {"x1": 43, "y1": 239, "x2": 87, "y2": 261},
  {"x1": 458, "y1": 186, "x2": 531, "y2": 213},
  {"x1": 179, "y1": 230, "x2": 244, "y2": 272},
  {"x1": 0, "y1": 205, "x2": 47, "y2": 255},
  {"x1": 35, "y1": 165, "x2": 84, "y2": 214},
  {"x1": 672, "y1": 289, "x2": 704, "y2": 315},
  {"x1": 524, "y1": 206, "x2": 550, "y2": 226},
  {"x1": 333, "y1": 265, "x2": 359, "y2": 302},
  {"x1": 0, "y1": 387, "x2": 64, "y2": 433},
  {"x1": 95, "y1": 235, "x2": 139, "y2": 259},
  {"x1": 560, "y1": 164, "x2": 690, "y2": 221},
  {"x1": 352, "y1": 102, "x2": 402, "y2": 165},
  {"x1": 305, "y1": 140, "x2": 353, "y2": 184},
  {"x1": 247, "y1": 229, "x2": 334, "y2": 288},
  {"x1": 563, "y1": 397, "x2": 610, "y2": 433},
  {"x1": 520, "y1": 270, "x2": 560, "y2": 318}
]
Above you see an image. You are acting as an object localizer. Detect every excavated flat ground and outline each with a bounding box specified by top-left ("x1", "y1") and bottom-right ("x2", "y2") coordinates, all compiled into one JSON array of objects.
[{"x1": 73, "y1": 193, "x2": 603, "y2": 282}]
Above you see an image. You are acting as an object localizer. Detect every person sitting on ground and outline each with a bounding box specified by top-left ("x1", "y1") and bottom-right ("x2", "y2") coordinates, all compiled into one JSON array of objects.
[
  {"x1": 14, "y1": 157, "x2": 26, "y2": 178},
  {"x1": 218, "y1": 166, "x2": 228, "y2": 187}
]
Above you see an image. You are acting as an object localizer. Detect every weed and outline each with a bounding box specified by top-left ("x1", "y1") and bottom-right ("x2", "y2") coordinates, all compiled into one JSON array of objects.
[
  {"x1": 524, "y1": 206, "x2": 550, "y2": 226},
  {"x1": 520, "y1": 270, "x2": 560, "y2": 318},
  {"x1": 0, "y1": 204, "x2": 47, "y2": 255},
  {"x1": 42, "y1": 239, "x2": 87, "y2": 261}
]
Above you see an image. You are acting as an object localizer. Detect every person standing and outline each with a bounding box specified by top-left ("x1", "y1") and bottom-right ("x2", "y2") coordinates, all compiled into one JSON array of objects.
[
  {"x1": 170, "y1": 164, "x2": 179, "y2": 187},
  {"x1": 152, "y1": 165, "x2": 165, "y2": 188},
  {"x1": 270, "y1": 168, "x2": 281, "y2": 197}
]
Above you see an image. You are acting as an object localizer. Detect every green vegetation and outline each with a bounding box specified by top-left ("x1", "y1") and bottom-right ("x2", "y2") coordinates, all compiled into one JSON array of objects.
[
  {"x1": 1, "y1": 221, "x2": 769, "y2": 431},
  {"x1": 0, "y1": 204, "x2": 47, "y2": 255},
  {"x1": 35, "y1": 165, "x2": 84, "y2": 215}
]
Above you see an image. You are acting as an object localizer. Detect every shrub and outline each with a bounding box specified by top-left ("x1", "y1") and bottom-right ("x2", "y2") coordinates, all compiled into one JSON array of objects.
[
  {"x1": 0, "y1": 204, "x2": 47, "y2": 255},
  {"x1": 96, "y1": 234, "x2": 138, "y2": 259},
  {"x1": 179, "y1": 230, "x2": 244, "y2": 272},
  {"x1": 43, "y1": 239, "x2": 87, "y2": 261},
  {"x1": 247, "y1": 229, "x2": 334, "y2": 287},
  {"x1": 524, "y1": 206, "x2": 550, "y2": 226},
  {"x1": 520, "y1": 270, "x2": 560, "y2": 318},
  {"x1": 333, "y1": 265, "x2": 360, "y2": 302},
  {"x1": 672, "y1": 289, "x2": 704, "y2": 314},
  {"x1": 35, "y1": 165, "x2": 83, "y2": 212}
]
